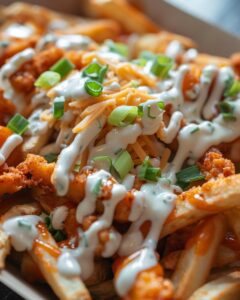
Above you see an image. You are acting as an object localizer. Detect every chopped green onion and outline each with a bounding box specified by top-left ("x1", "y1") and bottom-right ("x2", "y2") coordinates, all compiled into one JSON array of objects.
[
  {"x1": 138, "y1": 156, "x2": 161, "y2": 182},
  {"x1": 74, "y1": 163, "x2": 81, "y2": 172},
  {"x1": 225, "y1": 80, "x2": 240, "y2": 97},
  {"x1": 18, "y1": 220, "x2": 31, "y2": 230},
  {"x1": 7, "y1": 113, "x2": 29, "y2": 135},
  {"x1": 92, "y1": 179, "x2": 103, "y2": 196},
  {"x1": 107, "y1": 40, "x2": 128, "y2": 57},
  {"x1": 54, "y1": 230, "x2": 67, "y2": 242},
  {"x1": 190, "y1": 126, "x2": 199, "y2": 134},
  {"x1": 130, "y1": 80, "x2": 140, "y2": 88},
  {"x1": 35, "y1": 71, "x2": 61, "y2": 89},
  {"x1": 147, "y1": 105, "x2": 156, "y2": 119},
  {"x1": 92, "y1": 155, "x2": 112, "y2": 170},
  {"x1": 53, "y1": 96, "x2": 65, "y2": 119},
  {"x1": 157, "y1": 101, "x2": 165, "y2": 110},
  {"x1": 112, "y1": 150, "x2": 133, "y2": 179},
  {"x1": 176, "y1": 165, "x2": 205, "y2": 190},
  {"x1": 108, "y1": 105, "x2": 138, "y2": 127},
  {"x1": 44, "y1": 153, "x2": 58, "y2": 163},
  {"x1": 45, "y1": 216, "x2": 66, "y2": 242},
  {"x1": 84, "y1": 78, "x2": 103, "y2": 97},
  {"x1": 222, "y1": 113, "x2": 236, "y2": 121},
  {"x1": 144, "y1": 167, "x2": 161, "y2": 182},
  {"x1": 50, "y1": 58, "x2": 74, "y2": 78},
  {"x1": 138, "y1": 105, "x2": 144, "y2": 117},
  {"x1": 150, "y1": 55, "x2": 173, "y2": 78},
  {"x1": 132, "y1": 58, "x2": 147, "y2": 67},
  {"x1": 219, "y1": 101, "x2": 236, "y2": 121},
  {"x1": 83, "y1": 62, "x2": 108, "y2": 83}
]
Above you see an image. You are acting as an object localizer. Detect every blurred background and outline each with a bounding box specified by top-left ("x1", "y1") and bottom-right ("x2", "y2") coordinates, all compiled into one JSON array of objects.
[
  {"x1": 168, "y1": 0, "x2": 240, "y2": 36},
  {"x1": 0, "y1": 0, "x2": 239, "y2": 37}
]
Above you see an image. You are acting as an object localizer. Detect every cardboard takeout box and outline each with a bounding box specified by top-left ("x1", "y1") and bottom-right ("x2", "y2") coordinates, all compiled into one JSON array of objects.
[{"x1": 0, "y1": 0, "x2": 240, "y2": 299}]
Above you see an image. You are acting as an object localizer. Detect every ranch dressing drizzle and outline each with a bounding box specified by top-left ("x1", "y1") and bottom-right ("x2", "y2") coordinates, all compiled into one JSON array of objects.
[
  {"x1": 55, "y1": 35, "x2": 93, "y2": 51},
  {"x1": 161, "y1": 111, "x2": 183, "y2": 144},
  {"x1": 52, "y1": 116, "x2": 106, "y2": 196},
  {"x1": 203, "y1": 67, "x2": 234, "y2": 119},
  {"x1": 3, "y1": 215, "x2": 41, "y2": 251},
  {"x1": 51, "y1": 206, "x2": 69, "y2": 230},
  {"x1": 26, "y1": 108, "x2": 48, "y2": 136},
  {"x1": 0, "y1": 48, "x2": 35, "y2": 109},
  {"x1": 57, "y1": 170, "x2": 127, "y2": 279},
  {"x1": 115, "y1": 248, "x2": 157, "y2": 297},
  {"x1": 165, "y1": 40, "x2": 183, "y2": 60},
  {"x1": 50, "y1": 72, "x2": 89, "y2": 100},
  {"x1": 116, "y1": 179, "x2": 177, "y2": 295},
  {"x1": 0, "y1": 134, "x2": 23, "y2": 166},
  {"x1": 4, "y1": 23, "x2": 34, "y2": 39},
  {"x1": 166, "y1": 98, "x2": 240, "y2": 181},
  {"x1": 89, "y1": 123, "x2": 142, "y2": 161}
]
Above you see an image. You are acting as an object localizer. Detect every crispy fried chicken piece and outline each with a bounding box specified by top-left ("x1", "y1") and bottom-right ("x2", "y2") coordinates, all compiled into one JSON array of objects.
[
  {"x1": 199, "y1": 150, "x2": 235, "y2": 181},
  {"x1": 10, "y1": 47, "x2": 63, "y2": 93}
]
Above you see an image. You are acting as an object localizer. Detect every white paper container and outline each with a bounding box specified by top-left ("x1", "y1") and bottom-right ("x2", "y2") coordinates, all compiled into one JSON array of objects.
[{"x1": 1, "y1": 1, "x2": 240, "y2": 299}]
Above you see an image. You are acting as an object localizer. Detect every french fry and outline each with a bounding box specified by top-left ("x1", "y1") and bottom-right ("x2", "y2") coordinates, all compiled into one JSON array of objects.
[
  {"x1": 162, "y1": 174, "x2": 240, "y2": 238},
  {"x1": 0, "y1": 203, "x2": 40, "y2": 269},
  {"x1": 189, "y1": 271, "x2": 240, "y2": 300},
  {"x1": 131, "y1": 32, "x2": 196, "y2": 57},
  {"x1": 30, "y1": 223, "x2": 91, "y2": 300},
  {"x1": 88, "y1": 0, "x2": 159, "y2": 33},
  {"x1": 171, "y1": 215, "x2": 226, "y2": 299},
  {"x1": 224, "y1": 208, "x2": 240, "y2": 240}
]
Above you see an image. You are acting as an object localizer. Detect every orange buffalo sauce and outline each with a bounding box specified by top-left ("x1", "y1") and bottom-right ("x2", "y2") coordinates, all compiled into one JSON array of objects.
[
  {"x1": 33, "y1": 223, "x2": 61, "y2": 258},
  {"x1": 180, "y1": 185, "x2": 218, "y2": 211},
  {"x1": 185, "y1": 218, "x2": 215, "y2": 256}
]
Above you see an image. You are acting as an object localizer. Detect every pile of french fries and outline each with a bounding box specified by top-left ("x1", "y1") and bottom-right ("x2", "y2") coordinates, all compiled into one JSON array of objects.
[{"x1": 0, "y1": 1, "x2": 240, "y2": 300}]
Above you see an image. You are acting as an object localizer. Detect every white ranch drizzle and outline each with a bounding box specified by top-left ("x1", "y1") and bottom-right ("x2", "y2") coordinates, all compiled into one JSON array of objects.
[
  {"x1": 0, "y1": 48, "x2": 35, "y2": 110},
  {"x1": 50, "y1": 72, "x2": 88, "y2": 101},
  {"x1": 122, "y1": 174, "x2": 135, "y2": 190},
  {"x1": 183, "y1": 48, "x2": 198, "y2": 62},
  {"x1": 203, "y1": 67, "x2": 234, "y2": 119},
  {"x1": 51, "y1": 206, "x2": 69, "y2": 230},
  {"x1": 102, "y1": 228, "x2": 122, "y2": 257},
  {"x1": 55, "y1": 35, "x2": 93, "y2": 51},
  {"x1": 161, "y1": 111, "x2": 183, "y2": 144},
  {"x1": 165, "y1": 40, "x2": 183, "y2": 60},
  {"x1": 52, "y1": 116, "x2": 106, "y2": 196},
  {"x1": 57, "y1": 170, "x2": 127, "y2": 279},
  {"x1": 0, "y1": 134, "x2": 23, "y2": 166},
  {"x1": 26, "y1": 108, "x2": 49, "y2": 136},
  {"x1": 3, "y1": 215, "x2": 41, "y2": 251},
  {"x1": 166, "y1": 98, "x2": 240, "y2": 181},
  {"x1": 89, "y1": 123, "x2": 142, "y2": 161},
  {"x1": 4, "y1": 23, "x2": 34, "y2": 39},
  {"x1": 115, "y1": 248, "x2": 157, "y2": 297}
]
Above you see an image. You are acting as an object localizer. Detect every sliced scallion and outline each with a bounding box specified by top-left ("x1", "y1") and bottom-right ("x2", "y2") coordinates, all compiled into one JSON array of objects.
[
  {"x1": 107, "y1": 105, "x2": 138, "y2": 127},
  {"x1": 138, "y1": 156, "x2": 161, "y2": 182},
  {"x1": 107, "y1": 40, "x2": 128, "y2": 57},
  {"x1": 92, "y1": 155, "x2": 112, "y2": 171},
  {"x1": 84, "y1": 78, "x2": 103, "y2": 97},
  {"x1": 150, "y1": 55, "x2": 173, "y2": 78},
  {"x1": 176, "y1": 165, "x2": 205, "y2": 190},
  {"x1": 92, "y1": 179, "x2": 103, "y2": 196},
  {"x1": 112, "y1": 150, "x2": 133, "y2": 179},
  {"x1": 7, "y1": 113, "x2": 29, "y2": 135},
  {"x1": 34, "y1": 71, "x2": 61, "y2": 89},
  {"x1": 53, "y1": 96, "x2": 65, "y2": 119},
  {"x1": 44, "y1": 153, "x2": 58, "y2": 163},
  {"x1": 50, "y1": 58, "x2": 74, "y2": 78},
  {"x1": 83, "y1": 62, "x2": 108, "y2": 83},
  {"x1": 225, "y1": 80, "x2": 240, "y2": 97},
  {"x1": 218, "y1": 101, "x2": 236, "y2": 121}
]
